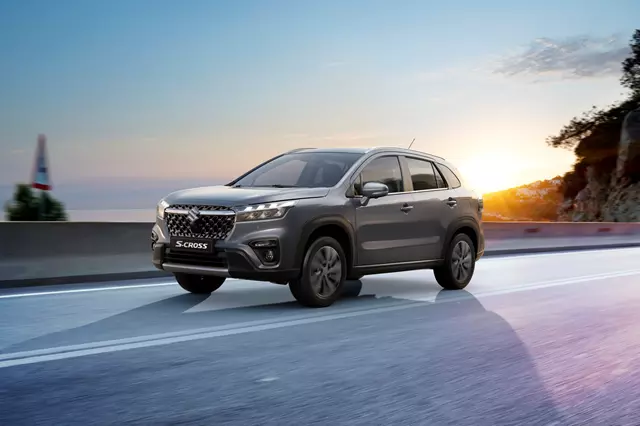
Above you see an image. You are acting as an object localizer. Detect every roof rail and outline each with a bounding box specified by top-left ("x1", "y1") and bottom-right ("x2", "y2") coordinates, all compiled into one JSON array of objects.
[
  {"x1": 369, "y1": 146, "x2": 446, "y2": 161},
  {"x1": 285, "y1": 147, "x2": 315, "y2": 154},
  {"x1": 427, "y1": 153, "x2": 446, "y2": 161}
]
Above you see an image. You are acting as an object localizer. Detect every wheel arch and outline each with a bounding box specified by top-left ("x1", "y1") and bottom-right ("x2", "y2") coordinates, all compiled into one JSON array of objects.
[
  {"x1": 295, "y1": 216, "x2": 357, "y2": 275},
  {"x1": 440, "y1": 218, "x2": 480, "y2": 259}
]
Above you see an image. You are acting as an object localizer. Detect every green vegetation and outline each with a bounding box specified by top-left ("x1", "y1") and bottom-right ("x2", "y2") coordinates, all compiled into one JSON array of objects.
[
  {"x1": 482, "y1": 178, "x2": 563, "y2": 221},
  {"x1": 4, "y1": 183, "x2": 68, "y2": 221},
  {"x1": 548, "y1": 29, "x2": 640, "y2": 199}
]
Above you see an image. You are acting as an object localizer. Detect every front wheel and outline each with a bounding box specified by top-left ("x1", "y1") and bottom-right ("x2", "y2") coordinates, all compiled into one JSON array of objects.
[
  {"x1": 175, "y1": 273, "x2": 226, "y2": 294},
  {"x1": 289, "y1": 236, "x2": 347, "y2": 307},
  {"x1": 434, "y1": 233, "x2": 476, "y2": 290}
]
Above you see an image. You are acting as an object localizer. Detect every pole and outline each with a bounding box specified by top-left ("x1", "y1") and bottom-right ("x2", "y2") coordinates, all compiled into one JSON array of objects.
[{"x1": 38, "y1": 189, "x2": 45, "y2": 221}]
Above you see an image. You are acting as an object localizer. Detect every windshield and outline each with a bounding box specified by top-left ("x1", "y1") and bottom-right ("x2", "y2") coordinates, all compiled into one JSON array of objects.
[{"x1": 231, "y1": 152, "x2": 363, "y2": 188}]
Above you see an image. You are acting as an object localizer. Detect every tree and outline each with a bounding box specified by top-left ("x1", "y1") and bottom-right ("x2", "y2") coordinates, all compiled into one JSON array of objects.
[
  {"x1": 621, "y1": 29, "x2": 640, "y2": 96},
  {"x1": 4, "y1": 183, "x2": 68, "y2": 221},
  {"x1": 547, "y1": 29, "x2": 640, "y2": 190}
]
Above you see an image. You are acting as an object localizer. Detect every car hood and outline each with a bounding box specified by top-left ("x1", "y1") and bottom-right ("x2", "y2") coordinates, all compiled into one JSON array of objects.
[{"x1": 163, "y1": 185, "x2": 330, "y2": 207}]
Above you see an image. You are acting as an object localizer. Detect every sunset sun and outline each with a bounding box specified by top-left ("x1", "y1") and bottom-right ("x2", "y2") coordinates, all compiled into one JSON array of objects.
[{"x1": 457, "y1": 153, "x2": 524, "y2": 195}]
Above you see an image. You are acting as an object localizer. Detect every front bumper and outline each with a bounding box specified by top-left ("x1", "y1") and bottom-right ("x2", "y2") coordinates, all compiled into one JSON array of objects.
[{"x1": 151, "y1": 222, "x2": 300, "y2": 284}]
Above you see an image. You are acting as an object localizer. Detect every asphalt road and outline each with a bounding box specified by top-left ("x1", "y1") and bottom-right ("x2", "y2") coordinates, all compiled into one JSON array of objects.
[{"x1": 1, "y1": 247, "x2": 640, "y2": 425}]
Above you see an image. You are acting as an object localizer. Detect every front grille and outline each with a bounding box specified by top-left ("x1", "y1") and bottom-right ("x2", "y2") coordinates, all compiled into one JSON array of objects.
[
  {"x1": 166, "y1": 205, "x2": 236, "y2": 239},
  {"x1": 164, "y1": 249, "x2": 228, "y2": 268}
]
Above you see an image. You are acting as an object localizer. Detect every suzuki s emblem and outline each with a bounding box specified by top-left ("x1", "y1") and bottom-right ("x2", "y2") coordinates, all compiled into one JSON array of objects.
[{"x1": 187, "y1": 207, "x2": 202, "y2": 231}]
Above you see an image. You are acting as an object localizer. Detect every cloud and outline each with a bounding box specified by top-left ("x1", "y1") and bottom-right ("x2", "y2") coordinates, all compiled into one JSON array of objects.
[
  {"x1": 493, "y1": 34, "x2": 631, "y2": 82},
  {"x1": 10, "y1": 149, "x2": 25, "y2": 156}
]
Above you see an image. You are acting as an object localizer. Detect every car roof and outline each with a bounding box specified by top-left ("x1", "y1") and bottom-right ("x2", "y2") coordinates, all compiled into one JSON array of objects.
[
  {"x1": 289, "y1": 147, "x2": 370, "y2": 154},
  {"x1": 288, "y1": 146, "x2": 446, "y2": 161}
]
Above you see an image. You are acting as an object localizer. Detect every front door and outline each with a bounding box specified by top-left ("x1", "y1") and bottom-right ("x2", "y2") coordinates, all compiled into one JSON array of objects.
[{"x1": 353, "y1": 155, "x2": 425, "y2": 266}]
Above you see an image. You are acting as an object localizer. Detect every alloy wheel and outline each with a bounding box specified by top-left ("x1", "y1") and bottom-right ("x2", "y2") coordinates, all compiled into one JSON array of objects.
[
  {"x1": 451, "y1": 240, "x2": 473, "y2": 282},
  {"x1": 309, "y1": 246, "x2": 342, "y2": 298}
]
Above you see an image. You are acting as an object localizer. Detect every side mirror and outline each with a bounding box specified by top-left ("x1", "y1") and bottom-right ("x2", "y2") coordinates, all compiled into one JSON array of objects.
[{"x1": 360, "y1": 182, "x2": 389, "y2": 205}]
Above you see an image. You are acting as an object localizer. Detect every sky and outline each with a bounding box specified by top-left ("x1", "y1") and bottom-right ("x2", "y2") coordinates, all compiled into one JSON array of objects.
[{"x1": 1, "y1": 0, "x2": 639, "y2": 208}]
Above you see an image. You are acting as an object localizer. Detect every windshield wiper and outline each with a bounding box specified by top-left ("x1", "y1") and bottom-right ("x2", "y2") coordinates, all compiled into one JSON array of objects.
[{"x1": 233, "y1": 184, "x2": 300, "y2": 188}]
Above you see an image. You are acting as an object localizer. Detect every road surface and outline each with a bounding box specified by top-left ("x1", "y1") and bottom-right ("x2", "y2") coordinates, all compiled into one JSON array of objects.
[{"x1": 1, "y1": 248, "x2": 640, "y2": 425}]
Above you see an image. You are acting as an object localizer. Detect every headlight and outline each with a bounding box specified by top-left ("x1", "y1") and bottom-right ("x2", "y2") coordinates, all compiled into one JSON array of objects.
[
  {"x1": 156, "y1": 199, "x2": 170, "y2": 219},
  {"x1": 235, "y1": 200, "x2": 296, "y2": 222}
]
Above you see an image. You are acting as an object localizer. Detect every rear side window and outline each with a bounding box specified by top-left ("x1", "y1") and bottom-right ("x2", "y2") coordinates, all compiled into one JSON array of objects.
[
  {"x1": 405, "y1": 157, "x2": 440, "y2": 191},
  {"x1": 436, "y1": 163, "x2": 462, "y2": 188},
  {"x1": 356, "y1": 156, "x2": 404, "y2": 194},
  {"x1": 434, "y1": 167, "x2": 446, "y2": 188}
]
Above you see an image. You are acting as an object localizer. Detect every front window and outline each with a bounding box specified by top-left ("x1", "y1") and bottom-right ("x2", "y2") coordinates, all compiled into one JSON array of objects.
[
  {"x1": 354, "y1": 156, "x2": 404, "y2": 195},
  {"x1": 231, "y1": 152, "x2": 363, "y2": 188}
]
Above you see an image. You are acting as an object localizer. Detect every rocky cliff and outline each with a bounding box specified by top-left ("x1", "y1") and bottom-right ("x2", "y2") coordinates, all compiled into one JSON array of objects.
[{"x1": 558, "y1": 107, "x2": 640, "y2": 222}]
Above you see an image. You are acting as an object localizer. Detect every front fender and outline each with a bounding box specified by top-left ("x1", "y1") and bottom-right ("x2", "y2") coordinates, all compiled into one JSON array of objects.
[{"x1": 295, "y1": 215, "x2": 357, "y2": 271}]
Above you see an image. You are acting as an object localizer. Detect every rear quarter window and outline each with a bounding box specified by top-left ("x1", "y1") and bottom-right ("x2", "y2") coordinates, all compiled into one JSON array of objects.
[{"x1": 435, "y1": 163, "x2": 462, "y2": 189}]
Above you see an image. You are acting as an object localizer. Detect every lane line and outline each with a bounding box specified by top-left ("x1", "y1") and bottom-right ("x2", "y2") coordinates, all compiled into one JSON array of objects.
[
  {"x1": 2, "y1": 247, "x2": 639, "y2": 299},
  {"x1": 0, "y1": 281, "x2": 178, "y2": 299},
  {"x1": 1, "y1": 268, "x2": 638, "y2": 369}
]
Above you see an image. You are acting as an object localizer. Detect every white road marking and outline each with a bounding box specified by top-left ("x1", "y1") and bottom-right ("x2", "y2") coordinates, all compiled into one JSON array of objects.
[
  {"x1": 1, "y1": 268, "x2": 638, "y2": 370},
  {"x1": 0, "y1": 281, "x2": 178, "y2": 299}
]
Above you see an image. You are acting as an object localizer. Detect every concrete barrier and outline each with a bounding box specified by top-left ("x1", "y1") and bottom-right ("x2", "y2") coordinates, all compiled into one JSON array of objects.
[
  {"x1": 484, "y1": 221, "x2": 640, "y2": 239},
  {"x1": 1, "y1": 221, "x2": 640, "y2": 288}
]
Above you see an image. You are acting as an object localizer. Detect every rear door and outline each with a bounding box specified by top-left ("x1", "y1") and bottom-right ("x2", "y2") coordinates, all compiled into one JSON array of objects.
[
  {"x1": 401, "y1": 156, "x2": 457, "y2": 260},
  {"x1": 353, "y1": 155, "x2": 425, "y2": 266}
]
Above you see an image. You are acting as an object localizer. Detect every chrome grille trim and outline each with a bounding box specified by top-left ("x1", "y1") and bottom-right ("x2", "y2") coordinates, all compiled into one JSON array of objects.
[
  {"x1": 170, "y1": 204, "x2": 230, "y2": 211},
  {"x1": 165, "y1": 205, "x2": 236, "y2": 240},
  {"x1": 165, "y1": 208, "x2": 235, "y2": 216}
]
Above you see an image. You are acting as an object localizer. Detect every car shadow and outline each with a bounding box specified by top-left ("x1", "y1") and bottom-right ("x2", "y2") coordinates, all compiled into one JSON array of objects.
[
  {"x1": 3, "y1": 283, "x2": 410, "y2": 353},
  {"x1": 3, "y1": 279, "x2": 566, "y2": 425}
]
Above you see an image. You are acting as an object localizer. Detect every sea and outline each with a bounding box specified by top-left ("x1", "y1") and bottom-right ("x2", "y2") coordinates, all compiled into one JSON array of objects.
[
  {"x1": 66, "y1": 209, "x2": 156, "y2": 222},
  {"x1": 0, "y1": 209, "x2": 156, "y2": 222}
]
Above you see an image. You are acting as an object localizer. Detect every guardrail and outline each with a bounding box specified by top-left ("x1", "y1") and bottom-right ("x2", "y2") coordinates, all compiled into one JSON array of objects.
[{"x1": 1, "y1": 221, "x2": 640, "y2": 288}]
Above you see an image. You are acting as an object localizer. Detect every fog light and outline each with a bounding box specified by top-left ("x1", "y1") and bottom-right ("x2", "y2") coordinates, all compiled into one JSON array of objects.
[
  {"x1": 151, "y1": 231, "x2": 159, "y2": 250},
  {"x1": 251, "y1": 239, "x2": 277, "y2": 248},
  {"x1": 250, "y1": 239, "x2": 279, "y2": 264},
  {"x1": 264, "y1": 249, "x2": 275, "y2": 262}
]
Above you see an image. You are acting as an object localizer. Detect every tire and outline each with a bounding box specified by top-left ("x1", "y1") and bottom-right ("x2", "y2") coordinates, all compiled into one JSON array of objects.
[
  {"x1": 434, "y1": 233, "x2": 476, "y2": 290},
  {"x1": 289, "y1": 236, "x2": 347, "y2": 307},
  {"x1": 175, "y1": 273, "x2": 226, "y2": 294},
  {"x1": 341, "y1": 279, "x2": 363, "y2": 298}
]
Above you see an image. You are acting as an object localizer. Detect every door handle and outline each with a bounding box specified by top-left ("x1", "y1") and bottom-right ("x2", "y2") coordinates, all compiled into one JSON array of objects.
[
  {"x1": 400, "y1": 203, "x2": 414, "y2": 213},
  {"x1": 445, "y1": 198, "x2": 457, "y2": 207}
]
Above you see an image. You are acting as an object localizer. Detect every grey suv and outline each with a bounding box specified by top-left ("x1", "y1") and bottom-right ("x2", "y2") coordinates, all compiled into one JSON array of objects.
[{"x1": 152, "y1": 147, "x2": 484, "y2": 307}]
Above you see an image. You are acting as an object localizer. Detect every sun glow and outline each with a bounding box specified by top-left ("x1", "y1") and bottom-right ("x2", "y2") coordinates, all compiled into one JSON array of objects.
[{"x1": 456, "y1": 153, "x2": 530, "y2": 195}]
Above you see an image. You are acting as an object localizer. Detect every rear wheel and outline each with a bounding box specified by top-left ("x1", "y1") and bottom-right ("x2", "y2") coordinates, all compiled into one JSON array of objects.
[
  {"x1": 175, "y1": 273, "x2": 226, "y2": 294},
  {"x1": 289, "y1": 236, "x2": 347, "y2": 307},
  {"x1": 434, "y1": 233, "x2": 476, "y2": 290}
]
